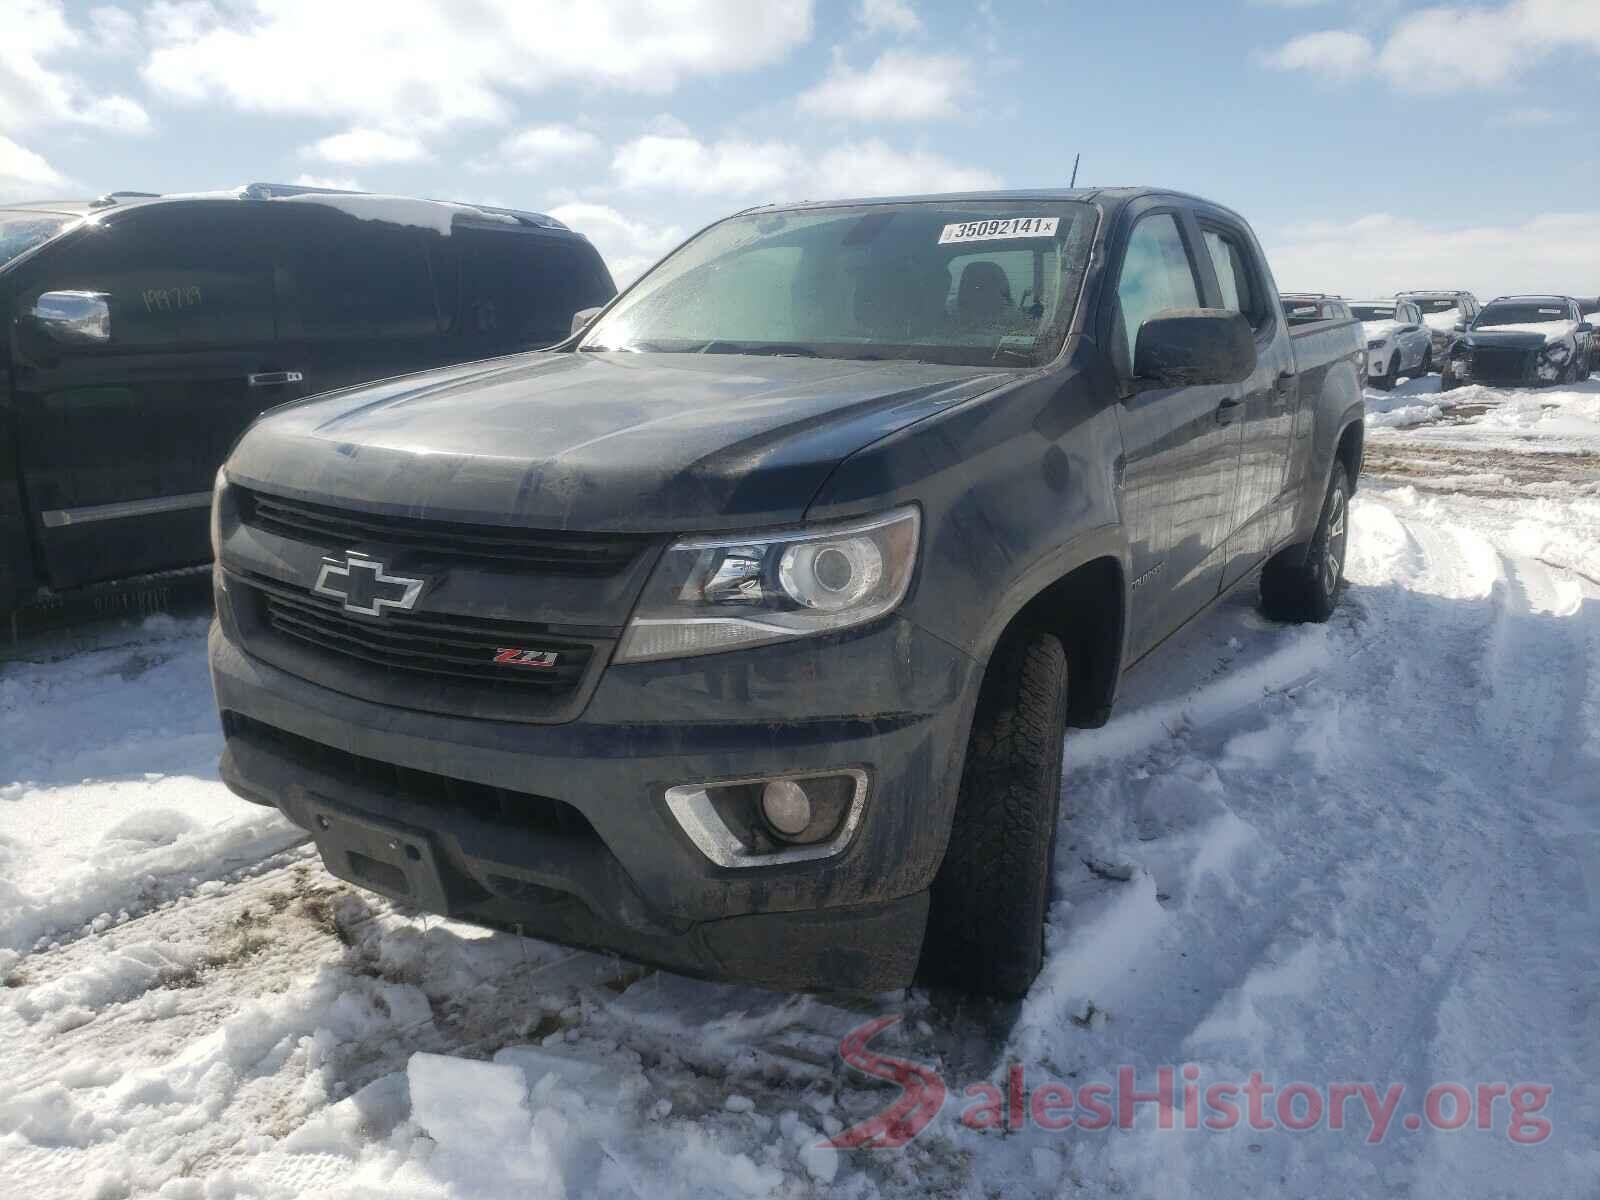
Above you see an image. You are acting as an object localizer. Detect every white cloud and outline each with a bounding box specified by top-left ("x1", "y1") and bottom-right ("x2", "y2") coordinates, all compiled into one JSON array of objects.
[
  {"x1": 549, "y1": 202, "x2": 686, "y2": 286},
  {"x1": 797, "y1": 50, "x2": 971, "y2": 121},
  {"x1": 478, "y1": 125, "x2": 603, "y2": 173},
  {"x1": 613, "y1": 135, "x2": 800, "y2": 195},
  {"x1": 1487, "y1": 105, "x2": 1560, "y2": 128},
  {"x1": 0, "y1": 135, "x2": 68, "y2": 201},
  {"x1": 857, "y1": 0, "x2": 921, "y2": 35},
  {"x1": 1263, "y1": 0, "x2": 1600, "y2": 92},
  {"x1": 0, "y1": 0, "x2": 151, "y2": 134},
  {"x1": 140, "y1": 0, "x2": 815, "y2": 132},
  {"x1": 612, "y1": 132, "x2": 999, "y2": 200},
  {"x1": 1260, "y1": 30, "x2": 1375, "y2": 79},
  {"x1": 1264, "y1": 211, "x2": 1600, "y2": 300},
  {"x1": 303, "y1": 128, "x2": 430, "y2": 166},
  {"x1": 291, "y1": 173, "x2": 363, "y2": 191},
  {"x1": 811, "y1": 139, "x2": 999, "y2": 197}
]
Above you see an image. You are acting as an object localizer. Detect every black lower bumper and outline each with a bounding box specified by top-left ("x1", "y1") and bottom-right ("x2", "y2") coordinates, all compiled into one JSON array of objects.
[{"x1": 210, "y1": 610, "x2": 977, "y2": 993}]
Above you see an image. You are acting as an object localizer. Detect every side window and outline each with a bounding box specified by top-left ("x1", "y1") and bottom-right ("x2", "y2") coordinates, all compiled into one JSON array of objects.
[
  {"x1": 438, "y1": 230, "x2": 617, "y2": 352},
  {"x1": 289, "y1": 218, "x2": 439, "y2": 342},
  {"x1": 1114, "y1": 213, "x2": 1201, "y2": 364},
  {"x1": 1201, "y1": 226, "x2": 1268, "y2": 332},
  {"x1": 23, "y1": 210, "x2": 275, "y2": 349}
]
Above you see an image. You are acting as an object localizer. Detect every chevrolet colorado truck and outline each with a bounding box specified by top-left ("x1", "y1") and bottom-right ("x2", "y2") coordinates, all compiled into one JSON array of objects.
[{"x1": 210, "y1": 188, "x2": 1365, "y2": 998}]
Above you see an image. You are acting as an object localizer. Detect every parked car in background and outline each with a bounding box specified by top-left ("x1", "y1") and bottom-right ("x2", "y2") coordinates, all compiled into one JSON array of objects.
[
  {"x1": 210, "y1": 186, "x2": 1365, "y2": 998},
  {"x1": 1441, "y1": 295, "x2": 1593, "y2": 391},
  {"x1": 1280, "y1": 293, "x2": 1366, "y2": 383},
  {"x1": 1582, "y1": 298, "x2": 1600, "y2": 370},
  {"x1": 1396, "y1": 289, "x2": 1479, "y2": 365},
  {"x1": 1, "y1": 183, "x2": 615, "y2": 634},
  {"x1": 1351, "y1": 297, "x2": 1433, "y2": 389}
]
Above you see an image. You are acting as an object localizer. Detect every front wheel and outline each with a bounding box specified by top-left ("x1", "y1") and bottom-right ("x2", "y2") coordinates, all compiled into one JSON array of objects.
[
  {"x1": 1418, "y1": 347, "x2": 1434, "y2": 377},
  {"x1": 921, "y1": 632, "x2": 1068, "y2": 999},
  {"x1": 1371, "y1": 355, "x2": 1397, "y2": 391},
  {"x1": 1260, "y1": 461, "x2": 1350, "y2": 624}
]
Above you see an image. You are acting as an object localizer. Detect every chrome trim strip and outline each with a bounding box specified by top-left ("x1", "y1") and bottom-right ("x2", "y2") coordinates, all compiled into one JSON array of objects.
[
  {"x1": 40, "y1": 490, "x2": 213, "y2": 529},
  {"x1": 664, "y1": 768, "x2": 869, "y2": 869}
]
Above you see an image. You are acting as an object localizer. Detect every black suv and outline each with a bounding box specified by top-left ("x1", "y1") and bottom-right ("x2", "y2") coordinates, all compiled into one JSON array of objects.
[{"x1": 0, "y1": 184, "x2": 614, "y2": 629}]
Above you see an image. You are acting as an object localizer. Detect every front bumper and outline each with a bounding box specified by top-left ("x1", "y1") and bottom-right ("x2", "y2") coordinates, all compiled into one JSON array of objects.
[
  {"x1": 209, "y1": 599, "x2": 979, "y2": 992},
  {"x1": 1366, "y1": 348, "x2": 1392, "y2": 376}
]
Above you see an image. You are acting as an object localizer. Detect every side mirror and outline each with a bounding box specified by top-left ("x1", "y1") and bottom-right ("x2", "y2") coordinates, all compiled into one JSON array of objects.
[
  {"x1": 27, "y1": 290, "x2": 111, "y2": 345},
  {"x1": 1133, "y1": 309, "x2": 1257, "y2": 387},
  {"x1": 570, "y1": 306, "x2": 604, "y2": 338},
  {"x1": 1578, "y1": 321, "x2": 1595, "y2": 335}
]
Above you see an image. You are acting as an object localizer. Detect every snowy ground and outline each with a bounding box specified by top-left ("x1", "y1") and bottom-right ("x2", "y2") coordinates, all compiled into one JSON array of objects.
[{"x1": 2, "y1": 375, "x2": 1597, "y2": 1199}]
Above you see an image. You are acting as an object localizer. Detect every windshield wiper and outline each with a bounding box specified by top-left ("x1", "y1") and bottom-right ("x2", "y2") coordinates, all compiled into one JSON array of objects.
[{"x1": 698, "y1": 341, "x2": 820, "y2": 358}]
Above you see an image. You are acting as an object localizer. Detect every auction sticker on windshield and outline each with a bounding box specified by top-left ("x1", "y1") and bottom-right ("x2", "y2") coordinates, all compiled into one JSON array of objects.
[{"x1": 939, "y1": 217, "x2": 1059, "y2": 244}]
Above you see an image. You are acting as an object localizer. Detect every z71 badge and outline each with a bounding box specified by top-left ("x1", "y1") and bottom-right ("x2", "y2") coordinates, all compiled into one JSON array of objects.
[{"x1": 493, "y1": 647, "x2": 560, "y2": 668}]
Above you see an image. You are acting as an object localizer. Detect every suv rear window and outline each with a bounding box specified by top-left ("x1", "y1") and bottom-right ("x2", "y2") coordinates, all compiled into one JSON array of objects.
[{"x1": 434, "y1": 229, "x2": 615, "y2": 353}]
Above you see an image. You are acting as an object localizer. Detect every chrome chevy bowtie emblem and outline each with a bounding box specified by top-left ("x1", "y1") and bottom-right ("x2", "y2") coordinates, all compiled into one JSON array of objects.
[{"x1": 312, "y1": 553, "x2": 425, "y2": 616}]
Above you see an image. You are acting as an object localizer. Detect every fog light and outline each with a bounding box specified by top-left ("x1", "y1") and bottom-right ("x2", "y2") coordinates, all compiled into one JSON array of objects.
[{"x1": 761, "y1": 779, "x2": 812, "y2": 836}]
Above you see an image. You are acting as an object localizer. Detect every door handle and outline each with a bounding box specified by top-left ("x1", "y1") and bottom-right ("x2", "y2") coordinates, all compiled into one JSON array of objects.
[
  {"x1": 1215, "y1": 398, "x2": 1243, "y2": 425},
  {"x1": 247, "y1": 370, "x2": 304, "y2": 388}
]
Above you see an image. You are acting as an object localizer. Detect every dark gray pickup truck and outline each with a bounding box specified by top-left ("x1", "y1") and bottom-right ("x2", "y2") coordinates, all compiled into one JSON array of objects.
[{"x1": 210, "y1": 188, "x2": 1365, "y2": 998}]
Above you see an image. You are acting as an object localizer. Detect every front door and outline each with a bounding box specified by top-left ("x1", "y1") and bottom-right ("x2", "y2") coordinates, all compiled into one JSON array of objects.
[
  {"x1": 9, "y1": 205, "x2": 300, "y2": 590},
  {"x1": 1109, "y1": 208, "x2": 1242, "y2": 659}
]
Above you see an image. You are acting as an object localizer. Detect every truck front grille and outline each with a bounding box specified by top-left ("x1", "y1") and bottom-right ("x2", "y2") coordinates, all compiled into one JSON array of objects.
[
  {"x1": 1466, "y1": 348, "x2": 1530, "y2": 384},
  {"x1": 255, "y1": 578, "x2": 592, "y2": 689},
  {"x1": 238, "y1": 488, "x2": 650, "y2": 574},
  {"x1": 233, "y1": 573, "x2": 609, "y2": 722}
]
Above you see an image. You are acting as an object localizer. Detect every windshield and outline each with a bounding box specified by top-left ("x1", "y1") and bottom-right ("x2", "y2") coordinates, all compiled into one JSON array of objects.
[
  {"x1": 0, "y1": 211, "x2": 76, "y2": 268},
  {"x1": 1350, "y1": 304, "x2": 1396, "y2": 322},
  {"x1": 1407, "y1": 297, "x2": 1461, "y2": 314},
  {"x1": 1475, "y1": 302, "x2": 1571, "y2": 327},
  {"x1": 580, "y1": 201, "x2": 1098, "y2": 368}
]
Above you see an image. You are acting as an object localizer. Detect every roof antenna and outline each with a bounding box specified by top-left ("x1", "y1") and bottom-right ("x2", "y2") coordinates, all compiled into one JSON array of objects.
[{"x1": 1069, "y1": 154, "x2": 1080, "y2": 188}]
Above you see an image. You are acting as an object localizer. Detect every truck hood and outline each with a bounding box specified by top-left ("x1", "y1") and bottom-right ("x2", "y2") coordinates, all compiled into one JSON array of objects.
[
  {"x1": 226, "y1": 350, "x2": 1008, "y2": 532},
  {"x1": 1467, "y1": 321, "x2": 1577, "y2": 348},
  {"x1": 1360, "y1": 319, "x2": 1400, "y2": 343},
  {"x1": 1421, "y1": 309, "x2": 1462, "y2": 332}
]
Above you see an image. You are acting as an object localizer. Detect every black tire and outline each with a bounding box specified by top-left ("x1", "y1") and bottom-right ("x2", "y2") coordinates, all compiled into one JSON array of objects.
[
  {"x1": 922, "y1": 632, "x2": 1069, "y2": 999},
  {"x1": 1260, "y1": 461, "x2": 1350, "y2": 624},
  {"x1": 1418, "y1": 347, "x2": 1433, "y2": 377}
]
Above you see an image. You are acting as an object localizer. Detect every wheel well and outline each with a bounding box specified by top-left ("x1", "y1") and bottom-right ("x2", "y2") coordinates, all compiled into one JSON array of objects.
[
  {"x1": 1001, "y1": 556, "x2": 1123, "y2": 728},
  {"x1": 1337, "y1": 421, "x2": 1364, "y2": 495}
]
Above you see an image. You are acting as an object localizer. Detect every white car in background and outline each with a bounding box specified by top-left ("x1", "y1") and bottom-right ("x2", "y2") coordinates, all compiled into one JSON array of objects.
[
  {"x1": 1397, "y1": 289, "x2": 1480, "y2": 365},
  {"x1": 1351, "y1": 298, "x2": 1433, "y2": 390}
]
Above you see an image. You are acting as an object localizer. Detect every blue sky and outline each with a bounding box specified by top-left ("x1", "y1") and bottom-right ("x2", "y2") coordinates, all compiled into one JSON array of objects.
[{"x1": 4, "y1": 0, "x2": 1597, "y2": 297}]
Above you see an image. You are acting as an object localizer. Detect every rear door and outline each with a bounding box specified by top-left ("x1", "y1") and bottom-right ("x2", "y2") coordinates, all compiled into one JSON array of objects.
[
  {"x1": 428, "y1": 225, "x2": 617, "y2": 362},
  {"x1": 1106, "y1": 204, "x2": 1241, "y2": 659},
  {"x1": 8, "y1": 204, "x2": 296, "y2": 590},
  {"x1": 274, "y1": 209, "x2": 446, "y2": 396},
  {"x1": 1195, "y1": 217, "x2": 1299, "y2": 589}
]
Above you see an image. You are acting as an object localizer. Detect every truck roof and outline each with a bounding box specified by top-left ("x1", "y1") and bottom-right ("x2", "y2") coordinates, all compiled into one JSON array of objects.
[
  {"x1": 737, "y1": 186, "x2": 1245, "y2": 221},
  {"x1": 3, "y1": 183, "x2": 577, "y2": 237}
]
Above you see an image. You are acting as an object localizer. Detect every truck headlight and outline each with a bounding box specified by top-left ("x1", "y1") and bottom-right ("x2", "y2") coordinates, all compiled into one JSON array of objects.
[
  {"x1": 1542, "y1": 341, "x2": 1571, "y2": 365},
  {"x1": 209, "y1": 467, "x2": 228, "y2": 560},
  {"x1": 616, "y1": 505, "x2": 921, "y2": 663},
  {"x1": 1367, "y1": 339, "x2": 1386, "y2": 350}
]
